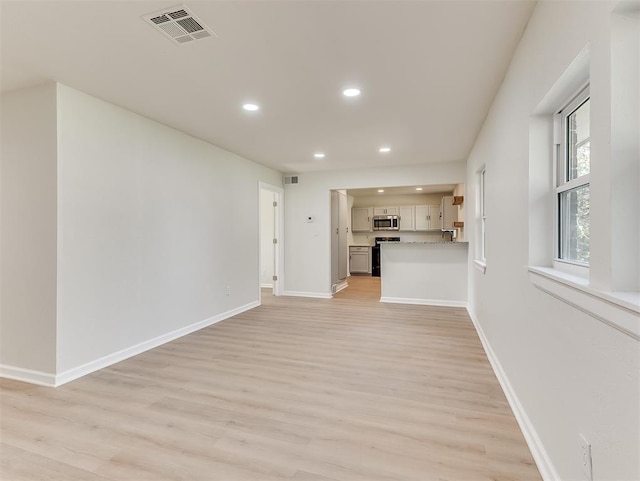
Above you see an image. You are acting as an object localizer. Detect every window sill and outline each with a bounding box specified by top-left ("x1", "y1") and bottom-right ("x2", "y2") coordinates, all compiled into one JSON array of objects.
[
  {"x1": 473, "y1": 260, "x2": 487, "y2": 274},
  {"x1": 552, "y1": 258, "x2": 589, "y2": 279},
  {"x1": 528, "y1": 266, "x2": 640, "y2": 340}
]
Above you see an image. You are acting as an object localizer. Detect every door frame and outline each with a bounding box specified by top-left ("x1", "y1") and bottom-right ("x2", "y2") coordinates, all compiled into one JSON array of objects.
[{"x1": 259, "y1": 182, "x2": 284, "y2": 300}]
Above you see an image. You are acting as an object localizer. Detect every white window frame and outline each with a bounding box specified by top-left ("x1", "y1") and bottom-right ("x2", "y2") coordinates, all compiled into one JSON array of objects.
[
  {"x1": 474, "y1": 167, "x2": 487, "y2": 273},
  {"x1": 480, "y1": 167, "x2": 486, "y2": 261},
  {"x1": 529, "y1": 42, "x2": 638, "y2": 341},
  {"x1": 553, "y1": 86, "x2": 590, "y2": 276}
]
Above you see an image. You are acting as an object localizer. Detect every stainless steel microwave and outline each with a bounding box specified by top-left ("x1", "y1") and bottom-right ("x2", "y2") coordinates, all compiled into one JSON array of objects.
[{"x1": 373, "y1": 215, "x2": 399, "y2": 231}]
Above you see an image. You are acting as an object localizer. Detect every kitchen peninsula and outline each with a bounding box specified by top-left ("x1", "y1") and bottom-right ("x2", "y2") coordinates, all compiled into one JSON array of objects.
[{"x1": 379, "y1": 241, "x2": 468, "y2": 307}]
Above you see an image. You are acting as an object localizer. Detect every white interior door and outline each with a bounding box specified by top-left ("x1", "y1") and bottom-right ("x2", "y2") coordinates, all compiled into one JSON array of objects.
[
  {"x1": 330, "y1": 190, "x2": 348, "y2": 286},
  {"x1": 330, "y1": 190, "x2": 339, "y2": 286},
  {"x1": 259, "y1": 182, "x2": 284, "y2": 297},
  {"x1": 338, "y1": 191, "x2": 348, "y2": 280}
]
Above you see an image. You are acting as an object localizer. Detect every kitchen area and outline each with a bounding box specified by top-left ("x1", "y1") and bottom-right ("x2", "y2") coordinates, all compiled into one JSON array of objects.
[{"x1": 342, "y1": 184, "x2": 468, "y2": 306}]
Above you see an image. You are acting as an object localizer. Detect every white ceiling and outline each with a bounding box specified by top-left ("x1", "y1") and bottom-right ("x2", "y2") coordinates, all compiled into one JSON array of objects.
[
  {"x1": 347, "y1": 184, "x2": 456, "y2": 198},
  {"x1": 0, "y1": 0, "x2": 535, "y2": 174}
]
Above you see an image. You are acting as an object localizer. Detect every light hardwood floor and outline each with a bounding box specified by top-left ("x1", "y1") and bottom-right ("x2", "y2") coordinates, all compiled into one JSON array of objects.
[
  {"x1": 0, "y1": 285, "x2": 541, "y2": 481},
  {"x1": 333, "y1": 275, "x2": 381, "y2": 301}
]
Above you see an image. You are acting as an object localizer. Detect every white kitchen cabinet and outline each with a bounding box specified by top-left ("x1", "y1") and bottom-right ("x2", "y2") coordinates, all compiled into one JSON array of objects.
[
  {"x1": 352, "y1": 207, "x2": 372, "y2": 232},
  {"x1": 415, "y1": 205, "x2": 429, "y2": 230},
  {"x1": 398, "y1": 206, "x2": 415, "y2": 231},
  {"x1": 415, "y1": 204, "x2": 440, "y2": 230},
  {"x1": 429, "y1": 205, "x2": 441, "y2": 229},
  {"x1": 349, "y1": 246, "x2": 370, "y2": 274},
  {"x1": 373, "y1": 207, "x2": 398, "y2": 215},
  {"x1": 441, "y1": 196, "x2": 458, "y2": 230}
]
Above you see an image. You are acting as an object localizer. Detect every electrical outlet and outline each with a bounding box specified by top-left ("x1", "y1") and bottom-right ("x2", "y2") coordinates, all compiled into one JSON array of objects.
[{"x1": 580, "y1": 434, "x2": 593, "y2": 481}]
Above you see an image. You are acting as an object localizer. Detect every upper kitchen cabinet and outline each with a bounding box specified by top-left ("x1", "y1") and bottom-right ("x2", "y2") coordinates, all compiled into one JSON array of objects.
[
  {"x1": 373, "y1": 207, "x2": 398, "y2": 215},
  {"x1": 352, "y1": 207, "x2": 372, "y2": 232},
  {"x1": 399, "y1": 206, "x2": 415, "y2": 231},
  {"x1": 440, "y1": 196, "x2": 458, "y2": 230},
  {"x1": 415, "y1": 205, "x2": 440, "y2": 231}
]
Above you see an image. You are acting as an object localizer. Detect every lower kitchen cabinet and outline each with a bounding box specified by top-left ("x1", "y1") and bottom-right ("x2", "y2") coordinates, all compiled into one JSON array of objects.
[{"x1": 349, "y1": 246, "x2": 370, "y2": 274}]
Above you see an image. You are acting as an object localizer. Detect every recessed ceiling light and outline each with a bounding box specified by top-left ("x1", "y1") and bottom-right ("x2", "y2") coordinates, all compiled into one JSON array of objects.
[
  {"x1": 379, "y1": 146, "x2": 391, "y2": 153},
  {"x1": 377, "y1": 189, "x2": 384, "y2": 193},
  {"x1": 342, "y1": 88, "x2": 361, "y2": 97},
  {"x1": 416, "y1": 187, "x2": 423, "y2": 191},
  {"x1": 314, "y1": 152, "x2": 325, "y2": 159},
  {"x1": 242, "y1": 103, "x2": 259, "y2": 111}
]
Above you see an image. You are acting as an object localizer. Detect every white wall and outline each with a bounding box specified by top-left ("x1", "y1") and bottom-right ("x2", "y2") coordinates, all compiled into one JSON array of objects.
[
  {"x1": 1, "y1": 83, "x2": 282, "y2": 382},
  {"x1": 284, "y1": 162, "x2": 465, "y2": 296},
  {"x1": 465, "y1": 2, "x2": 639, "y2": 480},
  {"x1": 55, "y1": 85, "x2": 282, "y2": 374},
  {"x1": 0, "y1": 83, "x2": 58, "y2": 378},
  {"x1": 610, "y1": 8, "x2": 640, "y2": 292}
]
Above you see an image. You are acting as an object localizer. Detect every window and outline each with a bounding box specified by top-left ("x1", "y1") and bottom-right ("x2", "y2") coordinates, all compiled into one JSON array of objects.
[
  {"x1": 474, "y1": 167, "x2": 487, "y2": 273},
  {"x1": 557, "y1": 88, "x2": 590, "y2": 266},
  {"x1": 529, "y1": 37, "x2": 638, "y2": 339}
]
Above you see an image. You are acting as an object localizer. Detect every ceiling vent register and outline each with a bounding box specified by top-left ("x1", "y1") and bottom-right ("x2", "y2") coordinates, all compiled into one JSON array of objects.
[{"x1": 143, "y1": 5, "x2": 215, "y2": 45}]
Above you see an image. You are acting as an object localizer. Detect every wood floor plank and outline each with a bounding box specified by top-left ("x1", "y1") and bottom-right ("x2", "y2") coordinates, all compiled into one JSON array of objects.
[
  {"x1": 0, "y1": 278, "x2": 541, "y2": 480},
  {"x1": 0, "y1": 443, "x2": 113, "y2": 481}
]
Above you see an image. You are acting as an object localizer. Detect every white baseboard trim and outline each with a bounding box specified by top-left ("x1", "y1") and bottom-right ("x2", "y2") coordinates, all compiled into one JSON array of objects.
[
  {"x1": 260, "y1": 283, "x2": 273, "y2": 288},
  {"x1": 54, "y1": 300, "x2": 260, "y2": 387},
  {"x1": 333, "y1": 280, "x2": 349, "y2": 295},
  {"x1": 282, "y1": 290, "x2": 332, "y2": 299},
  {"x1": 0, "y1": 365, "x2": 56, "y2": 387},
  {"x1": 380, "y1": 297, "x2": 467, "y2": 308},
  {"x1": 466, "y1": 307, "x2": 560, "y2": 481}
]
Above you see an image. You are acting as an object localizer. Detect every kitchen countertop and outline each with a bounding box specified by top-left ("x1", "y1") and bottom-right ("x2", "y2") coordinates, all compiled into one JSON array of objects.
[{"x1": 379, "y1": 241, "x2": 468, "y2": 244}]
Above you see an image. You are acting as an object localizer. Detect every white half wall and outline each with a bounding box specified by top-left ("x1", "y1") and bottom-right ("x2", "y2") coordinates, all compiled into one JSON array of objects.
[
  {"x1": 0, "y1": 83, "x2": 58, "y2": 375},
  {"x1": 54, "y1": 85, "x2": 282, "y2": 375},
  {"x1": 380, "y1": 242, "x2": 468, "y2": 306},
  {"x1": 465, "y1": 1, "x2": 639, "y2": 480},
  {"x1": 284, "y1": 162, "x2": 465, "y2": 296}
]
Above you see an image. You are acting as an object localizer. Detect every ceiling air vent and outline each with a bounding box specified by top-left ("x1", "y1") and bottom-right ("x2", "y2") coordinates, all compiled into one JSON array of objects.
[
  {"x1": 144, "y1": 5, "x2": 215, "y2": 45},
  {"x1": 284, "y1": 176, "x2": 299, "y2": 185}
]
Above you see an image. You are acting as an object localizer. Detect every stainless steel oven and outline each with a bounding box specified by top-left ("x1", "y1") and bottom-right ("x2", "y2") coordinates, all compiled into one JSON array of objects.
[{"x1": 371, "y1": 236, "x2": 400, "y2": 277}]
